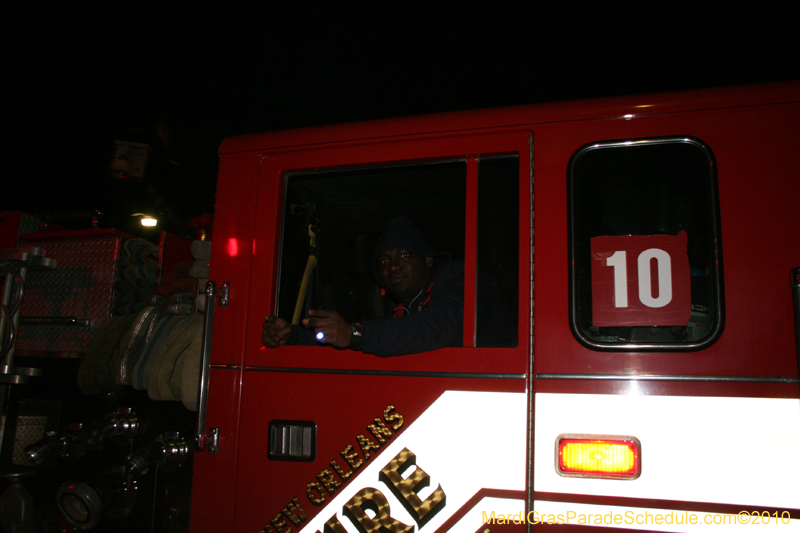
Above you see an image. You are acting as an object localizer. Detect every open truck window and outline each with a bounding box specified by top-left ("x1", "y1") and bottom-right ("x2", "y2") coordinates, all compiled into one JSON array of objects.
[
  {"x1": 569, "y1": 137, "x2": 724, "y2": 350},
  {"x1": 277, "y1": 156, "x2": 519, "y2": 349}
]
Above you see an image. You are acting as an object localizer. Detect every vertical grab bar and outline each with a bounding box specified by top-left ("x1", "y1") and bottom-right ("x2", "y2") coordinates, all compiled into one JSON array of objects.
[
  {"x1": 194, "y1": 281, "x2": 217, "y2": 452},
  {"x1": 792, "y1": 268, "x2": 800, "y2": 391}
]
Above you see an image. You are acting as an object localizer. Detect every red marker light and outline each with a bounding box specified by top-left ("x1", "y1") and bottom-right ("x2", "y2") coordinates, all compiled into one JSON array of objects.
[
  {"x1": 227, "y1": 238, "x2": 239, "y2": 257},
  {"x1": 556, "y1": 434, "x2": 641, "y2": 479}
]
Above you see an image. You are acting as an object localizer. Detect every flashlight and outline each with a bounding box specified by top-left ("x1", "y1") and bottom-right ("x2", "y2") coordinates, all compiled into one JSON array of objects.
[{"x1": 316, "y1": 331, "x2": 326, "y2": 343}]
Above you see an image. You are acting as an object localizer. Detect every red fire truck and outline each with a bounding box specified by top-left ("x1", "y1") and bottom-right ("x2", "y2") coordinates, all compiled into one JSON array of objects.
[{"x1": 190, "y1": 82, "x2": 800, "y2": 532}]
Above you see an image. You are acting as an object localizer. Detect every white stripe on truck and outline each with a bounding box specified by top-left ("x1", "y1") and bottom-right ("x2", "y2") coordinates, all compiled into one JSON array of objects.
[{"x1": 534, "y1": 392, "x2": 800, "y2": 508}]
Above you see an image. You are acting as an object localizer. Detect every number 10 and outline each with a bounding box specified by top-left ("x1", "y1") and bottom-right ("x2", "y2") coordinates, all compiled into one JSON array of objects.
[{"x1": 606, "y1": 249, "x2": 673, "y2": 308}]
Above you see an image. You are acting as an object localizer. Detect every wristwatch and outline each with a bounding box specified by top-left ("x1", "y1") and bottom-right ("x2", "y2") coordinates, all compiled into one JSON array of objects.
[{"x1": 348, "y1": 322, "x2": 364, "y2": 350}]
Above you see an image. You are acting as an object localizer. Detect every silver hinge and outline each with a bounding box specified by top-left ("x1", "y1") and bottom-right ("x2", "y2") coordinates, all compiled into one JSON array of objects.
[
  {"x1": 219, "y1": 282, "x2": 230, "y2": 306},
  {"x1": 207, "y1": 427, "x2": 219, "y2": 454}
]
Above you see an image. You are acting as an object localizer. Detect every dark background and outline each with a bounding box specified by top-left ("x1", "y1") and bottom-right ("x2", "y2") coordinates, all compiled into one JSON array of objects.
[{"x1": 4, "y1": 4, "x2": 798, "y2": 238}]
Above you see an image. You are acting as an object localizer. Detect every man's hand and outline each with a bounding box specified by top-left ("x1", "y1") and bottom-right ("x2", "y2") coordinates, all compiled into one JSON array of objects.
[
  {"x1": 262, "y1": 316, "x2": 293, "y2": 348},
  {"x1": 302, "y1": 309, "x2": 352, "y2": 349}
]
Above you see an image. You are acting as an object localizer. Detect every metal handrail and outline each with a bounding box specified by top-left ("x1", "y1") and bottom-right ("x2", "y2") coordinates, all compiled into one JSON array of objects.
[
  {"x1": 792, "y1": 268, "x2": 800, "y2": 394},
  {"x1": 194, "y1": 281, "x2": 217, "y2": 452}
]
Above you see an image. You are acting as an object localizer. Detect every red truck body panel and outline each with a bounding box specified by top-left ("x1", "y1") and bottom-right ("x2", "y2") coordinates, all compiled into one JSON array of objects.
[{"x1": 192, "y1": 82, "x2": 800, "y2": 532}]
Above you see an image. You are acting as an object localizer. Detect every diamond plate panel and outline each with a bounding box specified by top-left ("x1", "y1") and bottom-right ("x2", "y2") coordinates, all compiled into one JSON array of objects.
[
  {"x1": 12, "y1": 415, "x2": 48, "y2": 465},
  {"x1": 17, "y1": 235, "x2": 122, "y2": 352}
]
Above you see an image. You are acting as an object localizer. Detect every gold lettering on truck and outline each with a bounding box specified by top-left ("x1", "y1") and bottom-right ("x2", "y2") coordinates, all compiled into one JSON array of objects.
[
  {"x1": 341, "y1": 444, "x2": 365, "y2": 470},
  {"x1": 356, "y1": 434, "x2": 381, "y2": 460},
  {"x1": 317, "y1": 469, "x2": 343, "y2": 494},
  {"x1": 343, "y1": 488, "x2": 414, "y2": 533},
  {"x1": 282, "y1": 497, "x2": 307, "y2": 526},
  {"x1": 379, "y1": 448, "x2": 446, "y2": 527},
  {"x1": 367, "y1": 418, "x2": 393, "y2": 444},
  {"x1": 307, "y1": 481, "x2": 327, "y2": 505},
  {"x1": 269, "y1": 512, "x2": 292, "y2": 533},
  {"x1": 322, "y1": 514, "x2": 348, "y2": 533},
  {"x1": 383, "y1": 405, "x2": 403, "y2": 431},
  {"x1": 309, "y1": 447, "x2": 446, "y2": 533},
  {"x1": 267, "y1": 405, "x2": 406, "y2": 527},
  {"x1": 330, "y1": 458, "x2": 354, "y2": 480}
]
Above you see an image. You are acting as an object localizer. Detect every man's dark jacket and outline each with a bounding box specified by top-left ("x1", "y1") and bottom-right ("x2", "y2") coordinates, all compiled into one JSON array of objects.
[
  {"x1": 290, "y1": 260, "x2": 464, "y2": 356},
  {"x1": 290, "y1": 216, "x2": 464, "y2": 356},
  {"x1": 363, "y1": 259, "x2": 463, "y2": 356}
]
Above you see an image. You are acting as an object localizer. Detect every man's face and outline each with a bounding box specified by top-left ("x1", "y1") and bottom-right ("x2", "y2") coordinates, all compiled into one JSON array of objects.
[{"x1": 378, "y1": 248, "x2": 434, "y2": 303}]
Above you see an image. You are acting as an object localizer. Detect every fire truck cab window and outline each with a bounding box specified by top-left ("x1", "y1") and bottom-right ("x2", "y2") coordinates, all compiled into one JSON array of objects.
[
  {"x1": 569, "y1": 137, "x2": 723, "y2": 351},
  {"x1": 278, "y1": 156, "x2": 519, "y2": 350}
]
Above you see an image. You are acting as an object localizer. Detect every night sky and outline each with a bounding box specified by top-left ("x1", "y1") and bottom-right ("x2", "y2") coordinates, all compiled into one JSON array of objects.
[{"x1": 5, "y1": 5, "x2": 798, "y2": 238}]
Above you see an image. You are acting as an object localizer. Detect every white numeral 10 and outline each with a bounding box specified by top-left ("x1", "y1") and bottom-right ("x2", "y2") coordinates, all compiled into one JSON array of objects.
[{"x1": 606, "y1": 248, "x2": 673, "y2": 308}]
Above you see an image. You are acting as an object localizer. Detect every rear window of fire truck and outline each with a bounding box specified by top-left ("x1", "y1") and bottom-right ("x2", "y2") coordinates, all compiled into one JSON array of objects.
[
  {"x1": 278, "y1": 156, "x2": 519, "y2": 348},
  {"x1": 568, "y1": 137, "x2": 724, "y2": 350}
]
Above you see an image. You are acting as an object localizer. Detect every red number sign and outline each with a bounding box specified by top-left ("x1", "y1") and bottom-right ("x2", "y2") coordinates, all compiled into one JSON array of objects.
[{"x1": 591, "y1": 231, "x2": 691, "y2": 327}]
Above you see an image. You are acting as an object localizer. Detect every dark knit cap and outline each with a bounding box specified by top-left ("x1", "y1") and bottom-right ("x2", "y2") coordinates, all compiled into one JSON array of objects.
[{"x1": 372, "y1": 216, "x2": 450, "y2": 287}]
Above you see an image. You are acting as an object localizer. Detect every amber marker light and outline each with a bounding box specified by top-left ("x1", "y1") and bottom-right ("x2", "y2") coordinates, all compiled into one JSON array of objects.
[{"x1": 555, "y1": 434, "x2": 641, "y2": 479}]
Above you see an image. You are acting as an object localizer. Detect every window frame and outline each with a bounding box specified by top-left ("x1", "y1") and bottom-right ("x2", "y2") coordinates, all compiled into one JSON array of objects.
[
  {"x1": 276, "y1": 155, "x2": 520, "y2": 349},
  {"x1": 246, "y1": 130, "x2": 531, "y2": 374},
  {"x1": 568, "y1": 136, "x2": 725, "y2": 352}
]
